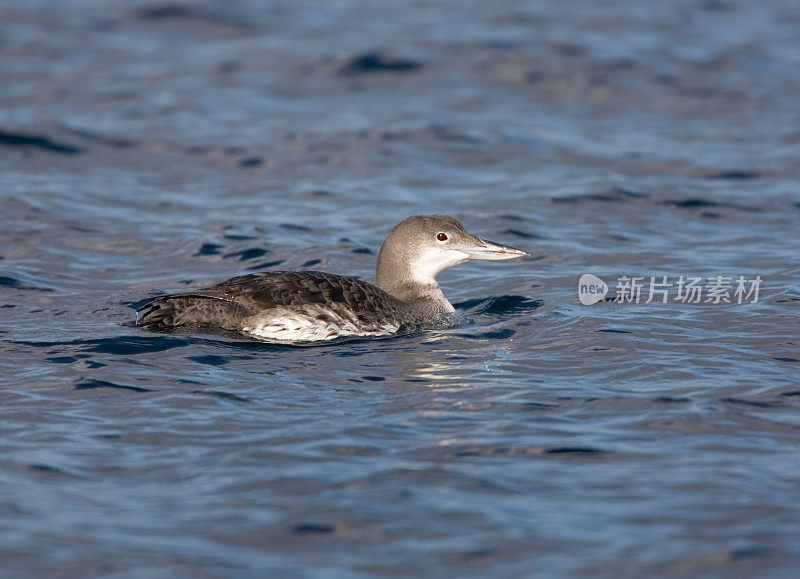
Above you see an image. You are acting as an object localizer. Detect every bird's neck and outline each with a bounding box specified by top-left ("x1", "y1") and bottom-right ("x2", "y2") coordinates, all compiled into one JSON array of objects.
[
  {"x1": 376, "y1": 253, "x2": 455, "y2": 314},
  {"x1": 383, "y1": 279, "x2": 455, "y2": 314}
]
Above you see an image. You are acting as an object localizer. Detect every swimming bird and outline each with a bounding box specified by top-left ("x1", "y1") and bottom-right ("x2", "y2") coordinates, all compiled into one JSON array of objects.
[{"x1": 135, "y1": 215, "x2": 528, "y2": 342}]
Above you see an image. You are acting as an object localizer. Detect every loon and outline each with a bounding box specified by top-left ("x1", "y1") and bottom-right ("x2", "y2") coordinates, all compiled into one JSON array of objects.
[{"x1": 135, "y1": 215, "x2": 528, "y2": 342}]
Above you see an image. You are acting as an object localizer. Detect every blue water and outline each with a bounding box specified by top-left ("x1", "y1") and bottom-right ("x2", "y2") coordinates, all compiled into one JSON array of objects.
[{"x1": 2, "y1": 1, "x2": 799, "y2": 576}]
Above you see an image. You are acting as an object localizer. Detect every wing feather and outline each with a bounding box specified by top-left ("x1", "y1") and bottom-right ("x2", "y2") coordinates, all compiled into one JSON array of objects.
[{"x1": 136, "y1": 271, "x2": 417, "y2": 335}]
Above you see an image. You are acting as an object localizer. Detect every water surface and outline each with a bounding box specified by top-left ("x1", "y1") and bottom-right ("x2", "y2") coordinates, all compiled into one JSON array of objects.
[{"x1": 1, "y1": 1, "x2": 799, "y2": 576}]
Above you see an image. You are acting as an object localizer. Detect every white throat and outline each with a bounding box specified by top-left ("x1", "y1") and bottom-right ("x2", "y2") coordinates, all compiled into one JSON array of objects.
[{"x1": 410, "y1": 249, "x2": 470, "y2": 285}]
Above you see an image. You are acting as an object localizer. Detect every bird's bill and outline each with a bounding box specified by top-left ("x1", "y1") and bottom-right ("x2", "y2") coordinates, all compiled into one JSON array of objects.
[{"x1": 462, "y1": 237, "x2": 530, "y2": 260}]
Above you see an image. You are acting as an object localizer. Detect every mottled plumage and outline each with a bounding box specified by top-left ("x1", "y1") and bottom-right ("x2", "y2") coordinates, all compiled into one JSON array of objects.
[
  {"x1": 135, "y1": 215, "x2": 528, "y2": 342},
  {"x1": 137, "y1": 271, "x2": 423, "y2": 341}
]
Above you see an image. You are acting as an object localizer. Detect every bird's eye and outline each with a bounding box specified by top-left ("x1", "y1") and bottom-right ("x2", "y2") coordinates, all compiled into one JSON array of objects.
[{"x1": 436, "y1": 232, "x2": 448, "y2": 241}]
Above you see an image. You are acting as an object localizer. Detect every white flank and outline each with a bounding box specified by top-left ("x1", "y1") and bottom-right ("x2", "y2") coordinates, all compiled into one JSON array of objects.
[{"x1": 240, "y1": 306, "x2": 400, "y2": 342}]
